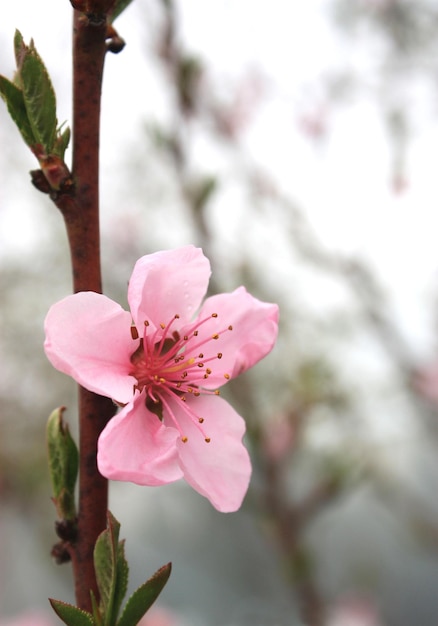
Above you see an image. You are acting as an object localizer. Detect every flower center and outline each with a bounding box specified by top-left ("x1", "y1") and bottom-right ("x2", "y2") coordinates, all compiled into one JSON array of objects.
[{"x1": 129, "y1": 313, "x2": 232, "y2": 443}]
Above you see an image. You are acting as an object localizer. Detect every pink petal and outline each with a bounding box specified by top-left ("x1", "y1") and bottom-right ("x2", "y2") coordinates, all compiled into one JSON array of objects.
[
  {"x1": 98, "y1": 391, "x2": 182, "y2": 485},
  {"x1": 127, "y1": 246, "x2": 211, "y2": 331},
  {"x1": 44, "y1": 292, "x2": 137, "y2": 403},
  {"x1": 164, "y1": 394, "x2": 252, "y2": 512},
  {"x1": 184, "y1": 287, "x2": 279, "y2": 388}
]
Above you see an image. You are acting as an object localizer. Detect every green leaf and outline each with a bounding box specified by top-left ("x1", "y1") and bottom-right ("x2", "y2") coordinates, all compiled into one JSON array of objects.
[
  {"x1": 90, "y1": 591, "x2": 103, "y2": 626},
  {"x1": 49, "y1": 599, "x2": 94, "y2": 626},
  {"x1": 110, "y1": 0, "x2": 134, "y2": 22},
  {"x1": 46, "y1": 407, "x2": 79, "y2": 520},
  {"x1": 0, "y1": 75, "x2": 35, "y2": 146},
  {"x1": 20, "y1": 40, "x2": 57, "y2": 151},
  {"x1": 117, "y1": 563, "x2": 172, "y2": 626},
  {"x1": 94, "y1": 511, "x2": 129, "y2": 626},
  {"x1": 13, "y1": 30, "x2": 26, "y2": 81},
  {"x1": 114, "y1": 539, "x2": 129, "y2": 621},
  {"x1": 53, "y1": 124, "x2": 71, "y2": 160}
]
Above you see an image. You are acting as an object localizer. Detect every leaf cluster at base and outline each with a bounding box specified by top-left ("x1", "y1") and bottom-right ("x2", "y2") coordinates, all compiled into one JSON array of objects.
[{"x1": 50, "y1": 512, "x2": 172, "y2": 626}]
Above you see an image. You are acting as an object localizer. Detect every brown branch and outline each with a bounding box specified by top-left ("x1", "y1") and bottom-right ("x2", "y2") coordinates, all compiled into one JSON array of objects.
[{"x1": 51, "y1": 10, "x2": 116, "y2": 611}]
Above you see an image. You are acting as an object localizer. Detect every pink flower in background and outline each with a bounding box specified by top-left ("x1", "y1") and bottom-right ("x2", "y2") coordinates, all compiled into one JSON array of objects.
[
  {"x1": 137, "y1": 607, "x2": 180, "y2": 626},
  {"x1": 413, "y1": 361, "x2": 438, "y2": 405},
  {"x1": 44, "y1": 246, "x2": 279, "y2": 512},
  {"x1": 0, "y1": 612, "x2": 54, "y2": 626},
  {"x1": 327, "y1": 595, "x2": 384, "y2": 626}
]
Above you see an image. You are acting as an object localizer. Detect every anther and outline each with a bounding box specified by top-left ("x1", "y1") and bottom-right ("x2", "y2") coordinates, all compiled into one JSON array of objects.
[
  {"x1": 131, "y1": 326, "x2": 139, "y2": 340},
  {"x1": 182, "y1": 436, "x2": 188, "y2": 443},
  {"x1": 205, "y1": 438, "x2": 211, "y2": 443},
  {"x1": 197, "y1": 363, "x2": 204, "y2": 368},
  {"x1": 217, "y1": 353, "x2": 223, "y2": 359},
  {"x1": 214, "y1": 390, "x2": 220, "y2": 395},
  {"x1": 228, "y1": 325, "x2": 233, "y2": 331},
  {"x1": 212, "y1": 334, "x2": 219, "y2": 340},
  {"x1": 212, "y1": 313, "x2": 218, "y2": 318},
  {"x1": 198, "y1": 418, "x2": 204, "y2": 423},
  {"x1": 160, "y1": 323, "x2": 165, "y2": 329},
  {"x1": 224, "y1": 373, "x2": 230, "y2": 379}
]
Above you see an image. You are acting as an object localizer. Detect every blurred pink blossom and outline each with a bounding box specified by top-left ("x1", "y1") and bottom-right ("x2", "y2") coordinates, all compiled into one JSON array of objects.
[
  {"x1": 413, "y1": 362, "x2": 438, "y2": 404},
  {"x1": 0, "y1": 612, "x2": 54, "y2": 626},
  {"x1": 327, "y1": 595, "x2": 384, "y2": 626},
  {"x1": 262, "y1": 413, "x2": 295, "y2": 461},
  {"x1": 45, "y1": 246, "x2": 279, "y2": 512},
  {"x1": 138, "y1": 606, "x2": 180, "y2": 626}
]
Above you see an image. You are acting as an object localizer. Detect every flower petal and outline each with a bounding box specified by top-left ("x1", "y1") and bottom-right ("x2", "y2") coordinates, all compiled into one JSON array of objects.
[
  {"x1": 44, "y1": 291, "x2": 137, "y2": 403},
  {"x1": 183, "y1": 287, "x2": 279, "y2": 388},
  {"x1": 98, "y1": 392, "x2": 182, "y2": 486},
  {"x1": 164, "y1": 394, "x2": 251, "y2": 512},
  {"x1": 127, "y1": 246, "x2": 211, "y2": 330}
]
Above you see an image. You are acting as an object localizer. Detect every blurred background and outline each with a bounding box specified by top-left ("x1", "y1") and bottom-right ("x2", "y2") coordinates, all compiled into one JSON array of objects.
[{"x1": 2, "y1": 1, "x2": 438, "y2": 624}]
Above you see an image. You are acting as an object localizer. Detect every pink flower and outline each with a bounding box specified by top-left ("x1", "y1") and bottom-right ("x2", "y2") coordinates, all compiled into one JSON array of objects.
[{"x1": 44, "y1": 246, "x2": 279, "y2": 512}]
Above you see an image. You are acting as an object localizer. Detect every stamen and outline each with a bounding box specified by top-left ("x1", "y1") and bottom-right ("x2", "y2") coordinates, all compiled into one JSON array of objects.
[{"x1": 130, "y1": 310, "x2": 233, "y2": 443}]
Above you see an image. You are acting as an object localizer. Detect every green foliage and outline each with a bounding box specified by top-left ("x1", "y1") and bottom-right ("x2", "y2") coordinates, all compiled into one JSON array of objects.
[
  {"x1": 94, "y1": 512, "x2": 129, "y2": 626},
  {"x1": 0, "y1": 76, "x2": 35, "y2": 146},
  {"x1": 49, "y1": 600, "x2": 94, "y2": 626},
  {"x1": 46, "y1": 407, "x2": 78, "y2": 521},
  {"x1": 0, "y1": 30, "x2": 70, "y2": 160},
  {"x1": 17, "y1": 32, "x2": 57, "y2": 149},
  {"x1": 117, "y1": 563, "x2": 172, "y2": 626},
  {"x1": 50, "y1": 512, "x2": 171, "y2": 626}
]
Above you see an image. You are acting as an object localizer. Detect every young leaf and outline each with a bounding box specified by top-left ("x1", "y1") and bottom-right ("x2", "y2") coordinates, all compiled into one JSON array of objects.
[
  {"x1": 94, "y1": 520, "x2": 117, "y2": 619},
  {"x1": 49, "y1": 599, "x2": 94, "y2": 626},
  {"x1": 0, "y1": 75, "x2": 35, "y2": 146},
  {"x1": 117, "y1": 563, "x2": 172, "y2": 626},
  {"x1": 94, "y1": 511, "x2": 128, "y2": 626},
  {"x1": 13, "y1": 29, "x2": 26, "y2": 79},
  {"x1": 113, "y1": 539, "x2": 129, "y2": 621},
  {"x1": 90, "y1": 591, "x2": 103, "y2": 626},
  {"x1": 46, "y1": 407, "x2": 79, "y2": 520},
  {"x1": 53, "y1": 124, "x2": 71, "y2": 160},
  {"x1": 20, "y1": 42, "x2": 57, "y2": 151}
]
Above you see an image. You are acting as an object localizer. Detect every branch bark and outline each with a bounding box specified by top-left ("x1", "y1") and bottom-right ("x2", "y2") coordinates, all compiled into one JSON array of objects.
[{"x1": 52, "y1": 10, "x2": 115, "y2": 610}]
